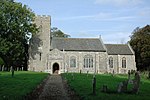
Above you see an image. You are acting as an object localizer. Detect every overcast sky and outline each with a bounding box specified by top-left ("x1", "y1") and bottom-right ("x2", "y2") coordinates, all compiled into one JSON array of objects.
[{"x1": 15, "y1": 0, "x2": 150, "y2": 44}]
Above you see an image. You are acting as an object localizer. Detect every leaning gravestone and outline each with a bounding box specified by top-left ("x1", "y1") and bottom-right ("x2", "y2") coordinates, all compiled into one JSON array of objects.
[{"x1": 132, "y1": 71, "x2": 140, "y2": 94}]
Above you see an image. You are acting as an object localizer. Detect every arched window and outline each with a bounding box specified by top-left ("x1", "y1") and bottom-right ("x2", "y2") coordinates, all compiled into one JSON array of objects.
[
  {"x1": 122, "y1": 57, "x2": 126, "y2": 68},
  {"x1": 109, "y1": 57, "x2": 113, "y2": 68},
  {"x1": 70, "y1": 56, "x2": 76, "y2": 68},
  {"x1": 84, "y1": 55, "x2": 93, "y2": 68}
]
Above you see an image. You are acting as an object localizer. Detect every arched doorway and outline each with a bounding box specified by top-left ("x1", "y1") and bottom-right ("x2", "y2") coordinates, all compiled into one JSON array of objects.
[{"x1": 53, "y1": 63, "x2": 59, "y2": 74}]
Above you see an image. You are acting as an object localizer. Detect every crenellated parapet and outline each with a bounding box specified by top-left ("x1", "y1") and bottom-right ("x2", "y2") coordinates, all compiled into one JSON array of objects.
[{"x1": 36, "y1": 15, "x2": 51, "y2": 21}]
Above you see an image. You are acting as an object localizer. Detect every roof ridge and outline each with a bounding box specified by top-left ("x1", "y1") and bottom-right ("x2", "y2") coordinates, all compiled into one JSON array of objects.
[
  {"x1": 105, "y1": 44, "x2": 127, "y2": 45},
  {"x1": 52, "y1": 37, "x2": 100, "y2": 40}
]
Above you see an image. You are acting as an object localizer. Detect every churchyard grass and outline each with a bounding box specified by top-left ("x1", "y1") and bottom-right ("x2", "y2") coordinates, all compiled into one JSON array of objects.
[
  {"x1": 0, "y1": 71, "x2": 48, "y2": 100},
  {"x1": 62, "y1": 73, "x2": 150, "y2": 100}
]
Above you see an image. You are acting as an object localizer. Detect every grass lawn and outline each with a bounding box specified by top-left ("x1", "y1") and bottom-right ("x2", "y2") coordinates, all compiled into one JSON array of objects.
[
  {"x1": 0, "y1": 71, "x2": 48, "y2": 100},
  {"x1": 62, "y1": 73, "x2": 150, "y2": 100}
]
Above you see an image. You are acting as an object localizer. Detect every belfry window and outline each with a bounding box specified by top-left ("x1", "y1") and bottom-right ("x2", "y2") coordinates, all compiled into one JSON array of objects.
[
  {"x1": 109, "y1": 57, "x2": 113, "y2": 68},
  {"x1": 70, "y1": 56, "x2": 76, "y2": 68},
  {"x1": 84, "y1": 55, "x2": 93, "y2": 68},
  {"x1": 122, "y1": 57, "x2": 126, "y2": 68}
]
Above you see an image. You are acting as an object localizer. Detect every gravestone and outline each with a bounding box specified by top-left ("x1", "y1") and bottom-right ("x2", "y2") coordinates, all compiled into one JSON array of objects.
[
  {"x1": 132, "y1": 71, "x2": 140, "y2": 94},
  {"x1": 87, "y1": 71, "x2": 89, "y2": 77},
  {"x1": 92, "y1": 76, "x2": 96, "y2": 95},
  {"x1": 80, "y1": 70, "x2": 81, "y2": 74},
  {"x1": 128, "y1": 70, "x2": 131, "y2": 80},
  {"x1": 112, "y1": 70, "x2": 115, "y2": 77},
  {"x1": 11, "y1": 66, "x2": 14, "y2": 77},
  {"x1": 17, "y1": 67, "x2": 19, "y2": 71},
  {"x1": 101, "y1": 85, "x2": 108, "y2": 92},
  {"x1": 10, "y1": 66, "x2": 13, "y2": 72},
  {"x1": 117, "y1": 82, "x2": 123, "y2": 93},
  {"x1": 2, "y1": 65, "x2": 4, "y2": 71},
  {"x1": 117, "y1": 80, "x2": 128, "y2": 93},
  {"x1": 72, "y1": 73, "x2": 74, "y2": 80}
]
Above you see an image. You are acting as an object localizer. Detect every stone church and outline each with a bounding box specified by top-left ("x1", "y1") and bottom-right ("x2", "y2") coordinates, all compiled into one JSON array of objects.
[{"x1": 28, "y1": 15, "x2": 136, "y2": 74}]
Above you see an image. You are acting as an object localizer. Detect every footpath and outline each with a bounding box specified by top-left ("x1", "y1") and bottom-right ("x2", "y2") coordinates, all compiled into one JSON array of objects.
[{"x1": 37, "y1": 75, "x2": 70, "y2": 100}]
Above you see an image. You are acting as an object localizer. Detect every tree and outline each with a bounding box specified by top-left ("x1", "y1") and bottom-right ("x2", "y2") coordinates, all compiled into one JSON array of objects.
[
  {"x1": 0, "y1": 0, "x2": 38, "y2": 71},
  {"x1": 51, "y1": 27, "x2": 70, "y2": 38},
  {"x1": 129, "y1": 25, "x2": 150, "y2": 71}
]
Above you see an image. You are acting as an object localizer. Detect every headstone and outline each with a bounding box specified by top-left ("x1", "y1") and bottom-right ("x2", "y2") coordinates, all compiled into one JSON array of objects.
[
  {"x1": 10, "y1": 66, "x2": 13, "y2": 72},
  {"x1": 117, "y1": 82, "x2": 123, "y2": 93},
  {"x1": 101, "y1": 85, "x2": 108, "y2": 92},
  {"x1": 92, "y1": 76, "x2": 96, "y2": 95},
  {"x1": 112, "y1": 70, "x2": 115, "y2": 76},
  {"x1": 122, "y1": 81, "x2": 128, "y2": 92},
  {"x1": 80, "y1": 70, "x2": 81, "y2": 74},
  {"x1": 17, "y1": 67, "x2": 19, "y2": 71},
  {"x1": 2, "y1": 65, "x2": 4, "y2": 71},
  {"x1": 22, "y1": 67, "x2": 23, "y2": 71},
  {"x1": 87, "y1": 71, "x2": 89, "y2": 77},
  {"x1": 72, "y1": 73, "x2": 74, "y2": 80},
  {"x1": 128, "y1": 70, "x2": 131, "y2": 80},
  {"x1": 117, "y1": 80, "x2": 128, "y2": 93},
  {"x1": 11, "y1": 66, "x2": 14, "y2": 77},
  {"x1": 132, "y1": 71, "x2": 140, "y2": 94}
]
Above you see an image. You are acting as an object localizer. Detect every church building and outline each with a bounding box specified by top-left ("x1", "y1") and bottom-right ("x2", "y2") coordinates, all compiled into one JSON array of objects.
[{"x1": 28, "y1": 15, "x2": 136, "y2": 74}]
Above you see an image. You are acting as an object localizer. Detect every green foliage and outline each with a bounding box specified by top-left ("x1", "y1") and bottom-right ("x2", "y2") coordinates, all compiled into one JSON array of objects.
[
  {"x1": 63, "y1": 73, "x2": 150, "y2": 100},
  {"x1": 0, "y1": 71, "x2": 48, "y2": 99},
  {"x1": 129, "y1": 25, "x2": 150, "y2": 70},
  {"x1": 51, "y1": 27, "x2": 70, "y2": 38},
  {"x1": 0, "y1": 0, "x2": 38, "y2": 69}
]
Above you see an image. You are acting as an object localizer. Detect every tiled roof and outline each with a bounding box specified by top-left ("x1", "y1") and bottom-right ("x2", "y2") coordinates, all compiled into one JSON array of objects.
[
  {"x1": 105, "y1": 44, "x2": 134, "y2": 55},
  {"x1": 50, "y1": 38, "x2": 106, "y2": 52}
]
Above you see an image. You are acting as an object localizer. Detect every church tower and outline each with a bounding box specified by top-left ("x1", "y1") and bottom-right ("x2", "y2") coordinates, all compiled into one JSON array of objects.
[{"x1": 28, "y1": 15, "x2": 51, "y2": 72}]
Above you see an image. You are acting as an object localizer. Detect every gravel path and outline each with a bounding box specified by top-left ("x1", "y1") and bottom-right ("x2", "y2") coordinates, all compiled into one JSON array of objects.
[{"x1": 37, "y1": 75, "x2": 70, "y2": 100}]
